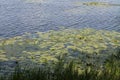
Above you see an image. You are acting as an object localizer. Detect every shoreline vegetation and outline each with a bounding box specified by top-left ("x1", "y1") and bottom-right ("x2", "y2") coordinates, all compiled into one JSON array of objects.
[
  {"x1": 0, "y1": 47, "x2": 120, "y2": 80},
  {"x1": 0, "y1": 28, "x2": 120, "y2": 80}
]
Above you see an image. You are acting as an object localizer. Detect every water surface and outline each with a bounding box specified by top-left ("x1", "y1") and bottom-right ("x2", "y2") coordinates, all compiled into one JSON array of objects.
[{"x1": 0, "y1": 0, "x2": 120, "y2": 37}]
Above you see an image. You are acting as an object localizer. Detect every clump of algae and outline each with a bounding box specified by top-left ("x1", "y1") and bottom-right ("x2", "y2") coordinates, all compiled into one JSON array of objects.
[
  {"x1": 83, "y1": 2, "x2": 110, "y2": 6},
  {"x1": 0, "y1": 28, "x2": 120, "y2": 68}
]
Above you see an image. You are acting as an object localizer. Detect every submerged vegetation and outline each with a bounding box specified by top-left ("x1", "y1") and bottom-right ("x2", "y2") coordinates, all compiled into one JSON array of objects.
[
  {"x1": 0, "y1": 28, "x2": 120, "y2": 79},
  {"x1": 74, "y1": 1, "x2": 120, "y2": 7},
  {"x1": 83, "y1": 2, "x2": 110, "y2": 6}
]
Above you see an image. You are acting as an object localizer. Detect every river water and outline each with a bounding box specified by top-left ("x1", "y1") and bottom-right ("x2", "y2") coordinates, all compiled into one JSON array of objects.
[{"x1": 0, "y1": 0, "x2": 120, "y2": 37}]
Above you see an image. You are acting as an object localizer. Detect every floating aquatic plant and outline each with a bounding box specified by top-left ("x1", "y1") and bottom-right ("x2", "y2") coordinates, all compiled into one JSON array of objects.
[{"x1": 0, "y1": 28, "x2": 120, "y2": 75}]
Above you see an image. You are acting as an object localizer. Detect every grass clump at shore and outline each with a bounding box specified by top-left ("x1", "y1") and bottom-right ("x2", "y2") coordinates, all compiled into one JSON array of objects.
[{"x1": 0, "y1": 47, "x2": 120, "y2": 80}]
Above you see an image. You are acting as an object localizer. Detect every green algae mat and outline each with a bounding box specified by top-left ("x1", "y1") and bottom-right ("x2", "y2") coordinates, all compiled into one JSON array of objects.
[
  {"x1": 0, "y1": 28, "x2": 120, "y2": 68},
  {"x1": 74, "y1": 1, "x2": 120, "y2": 7}
]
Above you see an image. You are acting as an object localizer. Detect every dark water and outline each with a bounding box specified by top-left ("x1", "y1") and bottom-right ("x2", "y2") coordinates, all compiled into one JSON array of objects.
[{"x1": 0, "y1": 0, "x2": 120, "y2": 37}]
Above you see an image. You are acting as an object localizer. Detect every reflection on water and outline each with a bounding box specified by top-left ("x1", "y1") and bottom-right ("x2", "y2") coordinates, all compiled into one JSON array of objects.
[
  {"x1": 24, "y1": 0, "x2": 45, "y2": 3},
  {"x1": 0, "y1": 0, "x2": 120, "y2": 37}
]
